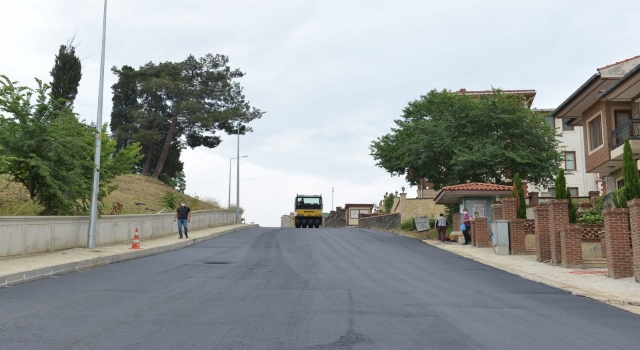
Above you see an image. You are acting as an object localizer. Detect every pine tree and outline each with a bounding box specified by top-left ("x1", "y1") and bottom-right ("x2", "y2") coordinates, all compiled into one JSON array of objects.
[{"x1": 50, "y1": 38, "x2": 82, "y2": 110}]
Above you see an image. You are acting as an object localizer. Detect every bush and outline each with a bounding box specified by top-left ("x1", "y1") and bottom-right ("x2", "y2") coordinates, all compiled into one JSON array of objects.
[
  {"x1": 400, "y1": 218, "x2": 414, "y2": 231},
  {"x1": 160, "y1": 191, "x2": 183, "y2": 210},
  {"x1": 429, "y1": 217, "x2": 436, "y2": 229},
  {"x1": 576, "y1": 209, "x2": 604, "y2": 224}
]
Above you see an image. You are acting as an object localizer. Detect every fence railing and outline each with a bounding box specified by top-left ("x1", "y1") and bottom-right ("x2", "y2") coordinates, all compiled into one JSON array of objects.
[{"x1": 609, "y1": 119, "x2": 640, "y2": 150}]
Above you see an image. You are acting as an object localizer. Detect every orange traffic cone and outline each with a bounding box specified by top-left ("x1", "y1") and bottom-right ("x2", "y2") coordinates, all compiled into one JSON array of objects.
[{"x1": 130, "y1": 228, "x2": 142, "y2": 249}]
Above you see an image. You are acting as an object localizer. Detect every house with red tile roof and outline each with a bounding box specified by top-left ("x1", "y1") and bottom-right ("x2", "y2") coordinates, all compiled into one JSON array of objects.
[
  {"x1": 434, "y1": 182, "x2": 513, "y2": 222},
  {"x1": 552, "y1": 55, "x2": 640, "y2": 196}
]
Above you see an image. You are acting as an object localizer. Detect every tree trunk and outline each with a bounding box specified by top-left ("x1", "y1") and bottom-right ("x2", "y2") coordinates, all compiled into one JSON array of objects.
[
  {"x1": 141, "y1": 144, "x2": 155, "y2": 176},
  {"x1": 152, "y1": 111, "x2": 179, "y2": 178}
]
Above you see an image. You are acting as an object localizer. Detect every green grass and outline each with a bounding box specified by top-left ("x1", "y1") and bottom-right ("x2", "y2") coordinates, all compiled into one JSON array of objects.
[{"x1": 0, "y1": 174, "x2": 223, "y2": 216}]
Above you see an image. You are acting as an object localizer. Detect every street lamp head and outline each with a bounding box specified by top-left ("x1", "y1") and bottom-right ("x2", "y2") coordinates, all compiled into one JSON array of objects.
[{"x1": 401, "y1": 186, "x2": 405, "y2": 194}]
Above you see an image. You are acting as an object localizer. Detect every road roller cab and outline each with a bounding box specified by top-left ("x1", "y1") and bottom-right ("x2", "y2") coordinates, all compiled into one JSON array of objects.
[{"x1": 294, "y1": 195, "x2": 323, "y2": 228}]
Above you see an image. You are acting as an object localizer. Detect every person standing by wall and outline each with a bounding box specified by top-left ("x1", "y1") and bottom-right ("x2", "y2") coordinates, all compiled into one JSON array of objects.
[
  {"x1": 435, "y1": 213, "x2": 448, "y2": 243},
  {"x1": 461, "y1": 208, "x2": 472, "y2": 245},
  {"x1": 173, "y1": 201, "x2": 191, "y2": 239}
]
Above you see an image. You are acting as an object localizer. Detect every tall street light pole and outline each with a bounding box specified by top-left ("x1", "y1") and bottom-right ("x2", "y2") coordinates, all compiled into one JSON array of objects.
[
  {"x1": 236, "y1": 121, "x2": 240, "y2": 223},
  {"x1": 229, "y1": 155, "x2": 248, "y2": 208},
  {"x1": 87, "y1": 0, "x2": 108, "y2": 249}
]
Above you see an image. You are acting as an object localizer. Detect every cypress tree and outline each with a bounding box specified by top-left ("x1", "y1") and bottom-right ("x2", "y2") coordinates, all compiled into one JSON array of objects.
[
  {"x1": 622, "y1": 139, "x2": 640, "y2": 202},
  {"x1": 514, "y1": 173, "x2": 527, "y2": 219},
  {"x1": 50, "y1": 38, "x2": 82, "y2": 110},
  {"x1": 555, "y1": 169, "x2": 566, "y2": 199}
]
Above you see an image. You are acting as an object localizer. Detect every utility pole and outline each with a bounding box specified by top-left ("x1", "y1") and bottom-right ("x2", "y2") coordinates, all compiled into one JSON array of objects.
[
  {"x1": 332, "y1": 187, "x2": 334, "y2": 210},
  {"x1": 87, "y1": 0, "x2": 108, "y2": 249}
]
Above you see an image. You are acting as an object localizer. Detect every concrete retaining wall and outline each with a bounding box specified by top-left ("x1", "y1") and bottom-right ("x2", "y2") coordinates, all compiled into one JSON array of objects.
[{"x1": 0, "y1": 210, "x2": 236, "y2": 258}]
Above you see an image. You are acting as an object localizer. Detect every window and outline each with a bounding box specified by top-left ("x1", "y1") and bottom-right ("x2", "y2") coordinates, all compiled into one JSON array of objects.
[
  {"x1": 568, "y1": 187, "x2": 579, "y2": 196},
  {"x1": 617, "y1": 179, "x2": 625, "y2": 190},
  {"x1": 548, "y1": 187, "x2": 556, "y2": 197},
  {"x1": 562, "y1": 118, "x2": 574, "y2": 131},
  {"x1": 350, "y1": 209, "x2": 370, "y2": 219},
  {"x1": 588, "y1": 115, "x2": 603, "y2": 150},
  {"x1": 564, "y1": 152, "x2": 576, "y2": 170},
  {"x1": 545, "y1": 116, "x2": 555, "y2": 129}
]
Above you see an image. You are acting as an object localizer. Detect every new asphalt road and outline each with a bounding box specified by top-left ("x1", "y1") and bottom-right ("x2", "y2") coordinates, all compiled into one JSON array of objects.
[{"x1": 1, "y1": 227, "x2": 639, "y2": 349}]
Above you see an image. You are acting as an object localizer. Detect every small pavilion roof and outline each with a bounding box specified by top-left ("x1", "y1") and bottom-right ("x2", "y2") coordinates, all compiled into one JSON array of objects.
[{"x1": 434, "y1": 182, "x2": 513, "y2": 204}]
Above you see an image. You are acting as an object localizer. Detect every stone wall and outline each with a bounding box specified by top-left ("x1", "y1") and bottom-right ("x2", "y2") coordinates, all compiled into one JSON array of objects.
[
  {"x1": 324, "y1": 208, "x2": 347, "y2": 228},
  {"x1": 398, "y1": 195, "x2": 445, "y2": 223},
  {"x1": 358, "y1": 213, "x2": 401, "y2": 230}
]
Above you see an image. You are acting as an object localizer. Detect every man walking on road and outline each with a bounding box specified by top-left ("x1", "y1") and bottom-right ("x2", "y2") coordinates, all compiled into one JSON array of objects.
[
  {"x1": 173, "y1": 201, "x2": 191, "y2": 239},
  {"x1": 435, "y1": 213, "x2": 448, "y2": 243}
]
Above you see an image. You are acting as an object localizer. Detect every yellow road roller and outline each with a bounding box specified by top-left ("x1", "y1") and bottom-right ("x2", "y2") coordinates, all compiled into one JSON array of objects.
[{"x1": 294, "y1": 195, "x2": 323, "y2": 228}]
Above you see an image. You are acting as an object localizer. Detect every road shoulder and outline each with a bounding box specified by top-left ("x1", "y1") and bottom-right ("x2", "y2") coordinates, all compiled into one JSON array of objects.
[{"x1": 0, "y1": 223, "x2": 258, "y2": 287}]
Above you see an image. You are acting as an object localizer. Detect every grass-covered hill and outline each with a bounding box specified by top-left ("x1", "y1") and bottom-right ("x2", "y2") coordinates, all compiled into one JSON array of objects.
[{"x1": 0, "y1": 174, "x2": 222, "y2": 216}]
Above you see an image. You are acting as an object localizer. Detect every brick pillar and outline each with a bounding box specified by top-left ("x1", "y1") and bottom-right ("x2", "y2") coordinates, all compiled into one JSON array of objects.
[
  {"x1": 529, "y1": 192, "x2": 539, "y2": 207},
  {"x1": 510, "y1": 219, "x2": 527, "y2": 254},
  {"x1": 533, "y1": 204, "x2": 551, "y2": 262},
  {"x1": 491, "y1": 204, "x2": 503, "y2": 221},
  {"x1": 501, "y1": 198, "x2": 517, "y2": 222},
  {"x1": 560, "y1": 225, "x2": 583, "y2": 268},
  {"x1": 470, "y1": 220, "x2": 476, "y2": 246},
  {"x1": 579, "y1": 202, "x2": 592, "y2": 210},
  {"x1": 549, "y1": 199, "x2": 569, "y2": 265},
  {"x1": 628, "y1": 199, "x2": 640, "y2": 282},
  {"x1": 603, "y1": 208, "x2": 633, "y2": 279},
  {"x1": 452, "y1": 213, "x2": 460, "y2": 231},
  {"x1": 474, "y1": 217, "x2": 489, "y2": 247},
  {"x1": 589, "y1": 191, "x2": 600, "y2": 206}
]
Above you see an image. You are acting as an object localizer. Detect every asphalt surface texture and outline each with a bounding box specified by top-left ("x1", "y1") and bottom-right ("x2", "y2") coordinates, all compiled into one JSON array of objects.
[{"x1": 1, "y1": 227, "x2": 639, "y2": 350}]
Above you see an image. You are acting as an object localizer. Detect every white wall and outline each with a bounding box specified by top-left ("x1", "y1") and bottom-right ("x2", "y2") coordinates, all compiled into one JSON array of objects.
[
  {"x1": 0, "y1": 210, "x2": 236, "y2": 259},
  {"x1": 529, "y1": 119, "x2": 599, "y2": 197}
]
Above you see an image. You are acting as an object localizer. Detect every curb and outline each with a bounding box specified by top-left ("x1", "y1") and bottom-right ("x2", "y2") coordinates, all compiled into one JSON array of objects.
[{"x1": 0, "y1": 224, "x2": 259, "y2": 288}]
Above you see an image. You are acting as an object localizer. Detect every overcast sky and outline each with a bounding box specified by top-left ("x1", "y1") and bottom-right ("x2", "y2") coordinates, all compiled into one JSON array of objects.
[{"x1": 2, "y1": 1, "x2": 640, "y2": 226}]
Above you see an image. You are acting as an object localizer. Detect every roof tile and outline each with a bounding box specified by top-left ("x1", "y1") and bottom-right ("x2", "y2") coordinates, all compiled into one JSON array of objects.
[
  {"x1": 598, "y1": 55, "x2": 640, "y2": 70},
  {"x1": 440, "y1": 182, "x2": 513, "y2": 192}
]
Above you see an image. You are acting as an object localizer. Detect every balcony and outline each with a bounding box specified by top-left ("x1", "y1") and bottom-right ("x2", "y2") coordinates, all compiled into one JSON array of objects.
[{"x1": 609, "y1": 119, "x2": 640, "y2": 150}]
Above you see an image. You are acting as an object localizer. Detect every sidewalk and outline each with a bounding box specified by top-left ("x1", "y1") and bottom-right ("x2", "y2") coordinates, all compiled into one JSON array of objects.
[
  {"x1": 0, "y1": 223, "x2": 258, "y2": 288},
  {"x1": 423, "y1": 239, "x2": 640, "y2": 315}
]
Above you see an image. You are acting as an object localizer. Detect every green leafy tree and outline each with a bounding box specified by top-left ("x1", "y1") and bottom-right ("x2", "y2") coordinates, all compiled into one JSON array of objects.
[
  {"x1": 50, "y1": 38, "x2": 82, "y2": 110},
  {"x1": 370, "y1": 89, "x2": 561, "y2": 189},
  {"x1": 111, "y1": 54, "x2": 263, "y2": 179},
  {"x1": 0, "y1": 76, "x2": 140, "y2": 215},
  {"x1": 513, "y1": 173, "x2": 527, "y2": 219},
  {"x1": 383, "y1": 194, "x2": 395, "y2": 214}
]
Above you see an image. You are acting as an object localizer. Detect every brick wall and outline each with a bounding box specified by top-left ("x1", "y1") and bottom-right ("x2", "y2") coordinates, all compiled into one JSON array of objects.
[
  {"x1": 603, "y1": 208, "x2": 633, "y2": 279},
  {"x1": 474, "y1": 217, "x2": 490, "y2": 247},
  {"x1": 560, "y1": 225, "x2": 583, "y2": 268},
  {"x1": 534, "y1": 204, "x2": 551, "y2": 262},
  {"x1": 501, "y1": 198, "x2": 517, "y2": 221},
  {"x1": 629, "y1": 199, "x2": 640, "y2": 282},
  {"x1": 549, "y1": 200, "x2": 569, "y2": 265},
  {"x1": 358, "y1": 212, "x2": 401, "y2": 230},
  {"x1": 470, "y1": 220, "x2": 476, "y2": 246},
  {"x1": 491, "y1": 204, "x2": 503, "y2": 221},
  {"x1": 510, "y1": 219, "x2": 534, "y2": 255},
  {"x1": 529, "y1": 192, "x2": 539, "y2": 207}
]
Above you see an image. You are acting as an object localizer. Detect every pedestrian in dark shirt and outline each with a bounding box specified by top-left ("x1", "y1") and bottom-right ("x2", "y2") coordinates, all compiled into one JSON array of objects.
[
  {"x1": 461, "y1": 208, "x2": 472, "y2": 245},
  {"x1": 435, "y1": 213, "x2": 448, "y2": 243},
  {"x1": 173, "y1": 201, "x2": 191, "y2": 239}
]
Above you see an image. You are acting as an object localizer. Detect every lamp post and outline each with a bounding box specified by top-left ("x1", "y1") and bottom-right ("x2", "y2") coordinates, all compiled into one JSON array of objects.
[
  {"x1": 229, "y1": 155, "x2": 248, "y2": 208},
  {"x1": 87, "y1": 0, "x2": 108, "y2": 249}
]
